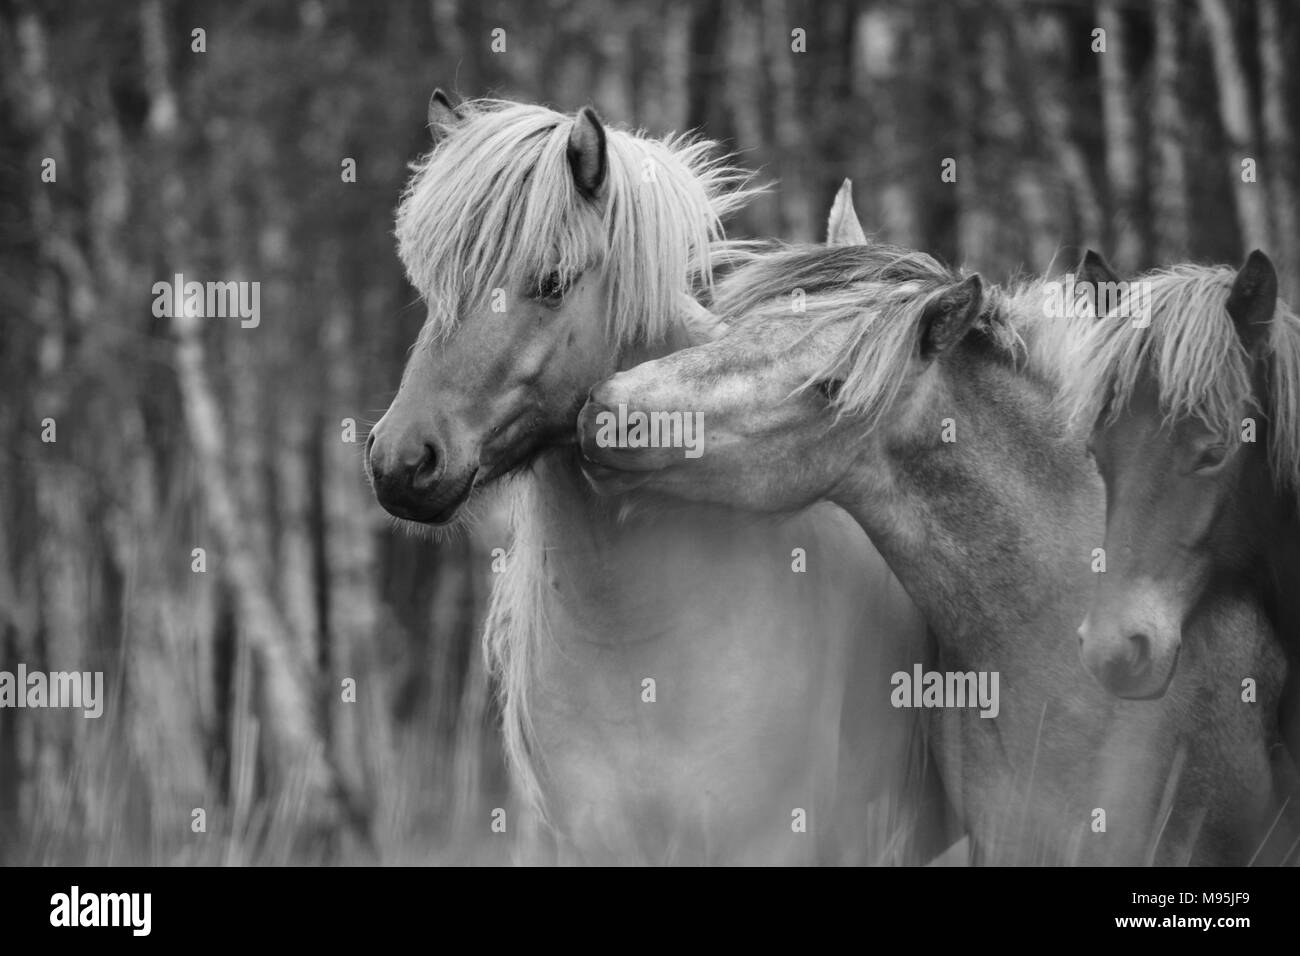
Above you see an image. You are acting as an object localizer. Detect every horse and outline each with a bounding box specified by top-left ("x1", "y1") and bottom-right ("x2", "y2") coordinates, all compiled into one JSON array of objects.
[
  {"x1": 576, "y1": 205, "x2": 1295, "y2": 864},
  {"x1": 1064, "y1": 250, "x2": 1300, "y2": 789},
  {"x1": 367, "y1": 95, "x2": 939, "y2": 863}
]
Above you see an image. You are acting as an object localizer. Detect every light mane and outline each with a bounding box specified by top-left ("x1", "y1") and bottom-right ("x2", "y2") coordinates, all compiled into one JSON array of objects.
[
  {"x1": 394, "y1": 98, "x2": 759, "y2": 821},
  {"x1": 395, "y1": 98, "x2": 755, "y2": 347},
  {"x1": 1063, "y1": 263, "x2": 1300, "y2": 504},
  {"x1": 712, "y1": 244, "x2": 1084, "y2": 432}
]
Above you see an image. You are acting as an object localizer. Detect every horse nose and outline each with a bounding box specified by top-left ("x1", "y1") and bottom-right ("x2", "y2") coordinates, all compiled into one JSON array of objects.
[
  {"x1": 368, "y1": 422, "x2": 442, "y2": 508},
  {"x1": 1094, "y1": 632, "x2": 1153, "y2": 693},
  {"x1": 369, "y1": 431, "x2": 439, "y2": 486}
]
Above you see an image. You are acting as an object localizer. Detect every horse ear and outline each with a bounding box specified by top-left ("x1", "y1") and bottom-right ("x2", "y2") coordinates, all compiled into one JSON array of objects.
[
  {"x1": 1075, "y1": 250, "x2": 1121, "y2": 319},
  {"x1": 428, "y1": 88, "x2": 462, "y2": 144},
  {"x1": 920, "y1": 274, "x2": 985, "y2": 359},
  {"x1": 827, "y1": 179, "x2": 867, "y2": 247},
  {"x1": 567, "y1": 106, "x2": 608, "y2": 200},
  {"x1": 1226, "y1": 250, "x2": 1277, "y2": 355},
  {"x1": 1076, "y1": 249, "x2": 1120, "y2": 288}
]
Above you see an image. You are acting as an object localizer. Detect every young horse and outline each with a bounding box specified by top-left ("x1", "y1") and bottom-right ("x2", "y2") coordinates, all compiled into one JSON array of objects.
[
  {"x1": 1066, "y1": 251, "x2": 1300, "y2": 780},
  {"x1": 367, "y1": 95, "x2": 937, "y2": 863},
  {"x1": 577, "y1": 222, "x2": 1295, "y2": 863}
]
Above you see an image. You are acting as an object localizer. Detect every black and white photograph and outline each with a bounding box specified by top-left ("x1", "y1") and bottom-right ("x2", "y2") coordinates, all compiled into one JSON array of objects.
[{"x1": 2, "y1": 0, "x2": 1299, "y2": 926}]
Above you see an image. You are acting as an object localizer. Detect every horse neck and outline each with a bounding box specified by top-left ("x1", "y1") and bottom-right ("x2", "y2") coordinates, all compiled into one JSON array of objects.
[
  {"x1": 514, "y1": 315, "x2": 751, "y2": 646},
  {"x1": 1208, "y1": 418, "x2": 1300, "y2": 660},
  {"x1": 837, "y1": 347, "x2": 1102, "y2": 657}
]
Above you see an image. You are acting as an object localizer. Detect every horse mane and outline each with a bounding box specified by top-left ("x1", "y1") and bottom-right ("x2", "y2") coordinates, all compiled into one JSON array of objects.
[
  {"x1": 481, "y1": 476, "x2": 552, "y2": 819},
  {"x1": 711, "y1": 243, "x2": 1038, "y2": 431},
  {"x1": 396, "y1": 98, "x2": 760, "y2": 822},
  {"x1": 395, "y1": 98, "x2": 757, "y2": 348},
  {"x1": 1063, "y1": 263, "x2": 1300, "y2": 504}
]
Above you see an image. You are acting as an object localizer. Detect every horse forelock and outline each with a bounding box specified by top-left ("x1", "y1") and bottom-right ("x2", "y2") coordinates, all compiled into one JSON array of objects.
[
  {"x1": 394, "y1": 99, "x2": 758, "y2": 350},
  {"x1": 1057, "y1": 263, "x2": 1300, "y2": 502},
  {"x1": 1060, "y1": 265, "x2": 1263, "y2": 460}
]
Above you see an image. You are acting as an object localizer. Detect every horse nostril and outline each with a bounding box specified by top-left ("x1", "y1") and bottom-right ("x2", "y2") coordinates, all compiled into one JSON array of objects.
[
  {"x1": 368, "y1": 429, "x2": 440, "y2": 492},
  {"x1": 409, "y1": 442, "x2": 439, "y2": 491},
  {"x1": 1128, "y1": 633, "x2": 1151, "y2": 669}
]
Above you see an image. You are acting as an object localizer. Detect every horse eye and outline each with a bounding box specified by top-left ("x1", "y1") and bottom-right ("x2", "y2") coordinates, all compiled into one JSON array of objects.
[
  {"x1": 1193, "y1": 444, "x2": 1230, "y2": 472},
  {"x1": 531, "y1": 271, "x2": 571, "y2": 304},
  {"x1": 815, "y1": 378, "x2": 845, "y2": 403}
]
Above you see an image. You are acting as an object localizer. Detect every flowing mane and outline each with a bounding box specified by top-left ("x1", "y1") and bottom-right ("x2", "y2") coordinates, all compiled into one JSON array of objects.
[
  {"x1": 1063, "y1": 263, "x2": 1300, "y2": 505},
  {"x1": 393, "y1": 98, "x2": 759, "y2": 821},
  {"x1": 710, "y1": 243, "x2": 1088, "y2": 431},
  {"x1": 395, "y1": 99, "x2": 755, "y2": 346}
]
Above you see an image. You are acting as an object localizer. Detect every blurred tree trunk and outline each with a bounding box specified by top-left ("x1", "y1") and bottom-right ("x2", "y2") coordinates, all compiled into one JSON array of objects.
[
  {"x1": 860, "y1": 6, "x2": 921, "y2": 248},
  {"x1": 274, "y1": 402, "x2": 318, "y2": 665},
  {"x1": 983, "y1": 17, "x2": 1055, "y2": 273},
  {"x1": 1199, "y1": 0, "x2": 1273, "y2": 254},
  {"x1": 1259, "y1": 0, "x2": 1299, "y2": 303},
  {"x1": 686, "y1": 0, "x2": 725, "y2": 134},
  {"x1": 319, "y1": 280, "x2": 375, "y2": 813},
  {"x1": 657, "y1": 2, "x2": 692, "y2": 134},
  {"x1": 9, "y1": 7, "x2": 128, "y2": 858},
  {"x1": 430, "y1": 0, "x2": 475, "y2": 95},
  {"x1": 726, "y1": 2, "x2": 779, "y2": 237},
  {"x1": 764, "y1": 0, "x2": 816, "y2": 241},
  {"x1": 596, "y1": 27, "x2": 633, "y2": 122},
  {"x1": 0, "y1": 448, "x2": 37, "y2": 856},
  {"x1": 1151, "y1": 0, "x2": 1191, "y2": 261},
  {"x1": 6, "y1": 12, "x2": 65, "y2": 858},
  {"x1": 86, "y1": 38, "x2": 210, "y2": 845},
  {"x1": 949, "y1": 8, "x2": 996, "y2": 271},
  {"x1": 1009, "y1": 10, "x2": 1103, "y2": 255},
  {"x1": 1097, "y1": 0, "x2": 1145, "y2": 270},
  {"x1": 170, "y1": 308, "x2": 341, "y2": 828},
  {"x1": 724, "y1": 1, "x2": 765, "y2": 191}
]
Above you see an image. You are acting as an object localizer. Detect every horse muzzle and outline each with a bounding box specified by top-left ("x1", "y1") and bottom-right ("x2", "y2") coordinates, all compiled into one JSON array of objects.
[
  {"x1": 1077, "y1": 616, "x2": 1180, "y2": 700},
  {"x1": 367, "y1": 419, "x2": 475, "y2": 524}
]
